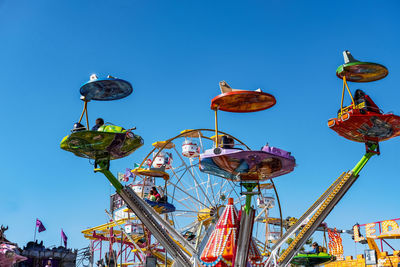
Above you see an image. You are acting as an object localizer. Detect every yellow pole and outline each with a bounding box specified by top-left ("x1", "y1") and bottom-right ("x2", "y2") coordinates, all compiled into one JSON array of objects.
[
  {"x1": 214, "y1": 108, "x2": 219, "y2": 148},
  {"x1": 84, "y1": 101, "x2": 90, "y2": 129},
  {"x1": 78, "y1": 101, "x2": 86, "y2": 124},
  {"x1": 343, "y1": 76, "x2": 355, "y2": 108},
  {"x1": 340, "y1": 77, "x2": 346, "y2": 116}
]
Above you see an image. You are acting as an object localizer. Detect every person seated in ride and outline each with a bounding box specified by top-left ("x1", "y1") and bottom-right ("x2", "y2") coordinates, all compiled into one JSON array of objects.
[
  {"x1": 221, "y1": 135, "x2": 241, "y2": 149},
  {"x1": 148, "y1": 189, "x2": 157, "y2": 202},
  {"x1": 353, "y1": 89, "x2": 381, "y2": 114},
  {"x1": 92, "y1": 118, "x2": 104, "y2": 131},
  {"x1": 151, "y1": 187, "x2": 161, "y2": 202},
  {"x1": 306, "y1": 242, "x2": 320, "y2": 254}
]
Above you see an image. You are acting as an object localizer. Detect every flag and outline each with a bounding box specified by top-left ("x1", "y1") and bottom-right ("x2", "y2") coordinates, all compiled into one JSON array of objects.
[
  {"x1": 117, "y1": 172, "x2": 124, "y2": 182},
  {"x1": 61, "y1": 229, "x2": 68, "y2": 247},
  {"x1": 36, "y1": 219, "x2": 46, "y2": 233}
]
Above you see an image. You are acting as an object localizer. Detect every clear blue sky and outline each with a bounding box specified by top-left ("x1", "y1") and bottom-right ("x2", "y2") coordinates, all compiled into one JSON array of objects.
[{"x1": 1, "y1": 0, "x2": 400, "y2": 258}]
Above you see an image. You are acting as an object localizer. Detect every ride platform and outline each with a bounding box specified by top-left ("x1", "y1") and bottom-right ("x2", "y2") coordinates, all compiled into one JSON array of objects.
[
  {"x1": 199, "y1": 145, "x2": 295, "y2": 181},
  {"x1": 336, "y1": 61, "x2": 388, "y2": 83},
  {"x1": 80, "y1": 76, "x2": 133, "y2": 101},
  {"x1": 210, "y1": 91, "x2": 276, "y2": 113},
  {"x1": 60, "y1": 130, "x2": 143, "y2": 160},
  {"x1": 336, "y1": 51, "x2": 388, "y2": 83}
]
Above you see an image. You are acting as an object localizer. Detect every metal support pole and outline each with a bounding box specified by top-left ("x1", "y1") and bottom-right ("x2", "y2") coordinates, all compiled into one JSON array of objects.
[{"x1": 214, "y1": 108, "x2": 219, "y2": 148}]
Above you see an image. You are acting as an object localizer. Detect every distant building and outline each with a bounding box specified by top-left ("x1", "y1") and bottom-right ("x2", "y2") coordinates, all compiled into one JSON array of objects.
[{"x1": 17, "y1": 241, "x2": 77, "y2": 267}]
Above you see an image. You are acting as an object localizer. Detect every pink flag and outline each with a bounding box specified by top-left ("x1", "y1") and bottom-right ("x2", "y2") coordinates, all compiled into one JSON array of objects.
[
  {"x1": 36, "y1": 219, "x2": 46, "y2": 233},
  {"x1": 61, "y1": 229, "x2": 68, "y2": 247}
]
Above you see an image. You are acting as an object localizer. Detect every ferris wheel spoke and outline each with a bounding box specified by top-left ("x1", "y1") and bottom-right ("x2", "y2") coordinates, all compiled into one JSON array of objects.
[
  {"x1": 197, "y1": 133, "x2": 206, "y2": 153},
  {"x1": 173, "y1": 213, "x2": 198, "y2": 217},
  {"x1": 167, "y1": 180, "x2": 208, "y2": 209},
  {"x1": 177, "y1": 220, "x2": 201, "y2": 233},
  {"x1": 227, "y1": 181, "x2": 243, "y2": 206},
  {"x1": 188, "y1": 158, "x2": 201, "y2": 205},
  {"x1": 191, "y1": 163, "x2": 216, "y2": 206},
  {"x1": 254, "y1": 206, "x2": 269, "y2": 222},
  {"x1": 173, "y1": 147, "x2": 213, "y2": 207},
  {"x1": 169, "y1": 166, "x2": 202, "y2": 210},
  {"x1": 166, "y1": 193, "x2": 200, "y2": 213},
  {"x1": 207, "y1": 174, "x2": 217, "y2": 206}
]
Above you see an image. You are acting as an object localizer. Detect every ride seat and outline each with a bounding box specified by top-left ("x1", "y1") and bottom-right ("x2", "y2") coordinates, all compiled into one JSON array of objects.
[{"x1": 98, "y1": 124, "x2": 126, "y2": 133}]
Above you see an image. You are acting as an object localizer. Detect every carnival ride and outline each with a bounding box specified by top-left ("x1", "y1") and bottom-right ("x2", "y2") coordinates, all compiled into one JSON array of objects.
[
  {"x1": 263, "y1": 51, "x2": 400, "y2": 266},
  {"x1": 196, "y1": 81, "x2": 296, "y2": 267},
  {"x1": 60, "y1": 74, "x2": 143, "y2": 163},
  {"x1": 62, "y1": 79, "x2": 288, "y2": 266},
  {"x1": 61, "y1": 52, "x2": 399, "y2": 267},
  {"x1": 328, "y1": 51, "x2": 400, "y2": 153}
]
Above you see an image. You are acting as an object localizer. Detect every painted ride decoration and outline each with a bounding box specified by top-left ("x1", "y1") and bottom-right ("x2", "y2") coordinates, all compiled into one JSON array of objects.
[
  {"x1": 0, "y1": 244, "x2": 27, "y2": 267},
  {"x1": 60, "y1": 74, "x2": 143, "y2": 162},
  {"x1": 200, "y1": 198, "x2": 261, "y2": 266},
  {"x1": 328, "y1": 228, "x2": 344, "y2": 261},
  {"x1": 328, "y1": 51, "x2": 400, "y2": 153},
  {"x1": 200, "y1": 198, "x2": 238, "y2": 266},
  {"x1": 211, "y1": 80, "x2": 276, "y2": 113}
]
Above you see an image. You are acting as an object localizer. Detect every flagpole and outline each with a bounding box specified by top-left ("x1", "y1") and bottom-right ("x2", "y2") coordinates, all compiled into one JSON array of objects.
[{"x1": 34, "y1": 219, "x2": 37, "y2": 242}]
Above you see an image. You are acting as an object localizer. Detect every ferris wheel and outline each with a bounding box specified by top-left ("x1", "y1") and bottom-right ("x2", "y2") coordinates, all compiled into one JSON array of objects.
[{"x1": 131, "y1": 128, "x2": 284, "y2": 261}]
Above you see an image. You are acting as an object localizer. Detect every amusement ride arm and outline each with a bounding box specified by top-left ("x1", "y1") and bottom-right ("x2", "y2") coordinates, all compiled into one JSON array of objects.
[
  {"x1": 95, "y1": 161, "x2": 196, "y2": 267},
  {"x1": 265, "y1": 144, "x2": 377, "y2": 266}
]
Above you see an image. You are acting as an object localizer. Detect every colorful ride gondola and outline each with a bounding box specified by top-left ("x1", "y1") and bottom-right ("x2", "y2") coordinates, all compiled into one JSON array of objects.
[
  {"x1": 328, "y1": 51, "x2": 400, "y2": 153},
  {"x1": 60, "y1": 75, "x2": 143, "y2": 162},
  {"x1": 60, "y1": 127, "x2": 143, "y2": 160},
  {"x1": 128, "y1": 176, "x2": 175, "y2": 214},
  {"x1": 144, "y1": 199, "x2": 176, "y2": 214},
  {"x1": 291, "y1": 252, "x2": 333, "y2": 266},
  {"x1": 199, "y1": 144, "x2": 295, "y2": 181},
  {"x1": 328, "y1": 101, "x2": 400, "y2": 145}
]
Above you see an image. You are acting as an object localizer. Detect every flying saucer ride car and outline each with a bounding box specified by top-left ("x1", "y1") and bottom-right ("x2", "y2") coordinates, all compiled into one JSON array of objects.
[
  {"x1": 200, "y1": 81, "x2": 295, "y2": 213},
  {"x1": 60, "y1": 74, "x2": 143, "y2": 165},
  {"x1": 197, "y1": 81, "x2": 296, "y2": 266},
  {"x1": 328, "y1": 51, "x2": 400, "y2": 153}
]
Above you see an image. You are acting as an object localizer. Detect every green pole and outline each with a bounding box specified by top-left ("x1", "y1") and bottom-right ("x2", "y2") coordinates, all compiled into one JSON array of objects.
[
  {"x1": 351, "y1": 144, "x2": 378, "y2": 177},
  {"x1": 242, "y1": 183, "x2": 257, "y2": 214},
  {"x1": 94, "y1": 160, "x2": 123, "y2": 193}
]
